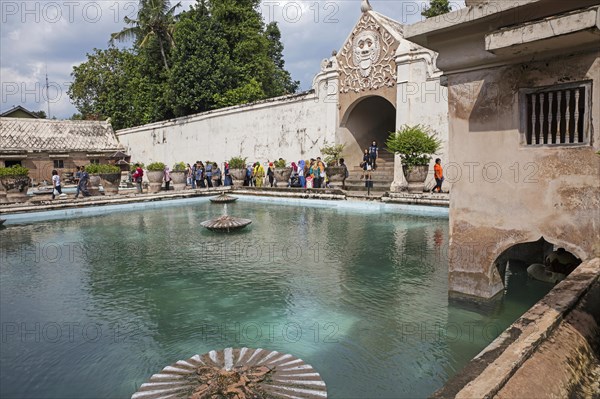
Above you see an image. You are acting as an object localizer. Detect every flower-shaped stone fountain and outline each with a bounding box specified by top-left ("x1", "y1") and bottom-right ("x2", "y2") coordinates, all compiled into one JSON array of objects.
[
  {"x1": 132, "y1": 347, "x2": 327, "y2": 399},
  {"x1": 201, "y1": 203, "x2": 251, "y2": 232}
]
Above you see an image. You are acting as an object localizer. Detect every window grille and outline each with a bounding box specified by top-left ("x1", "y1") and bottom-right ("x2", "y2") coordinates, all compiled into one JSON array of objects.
[
  {"x1": 53, "y1": 160, "x2": 64, "y2": 168},
  {"x1": 522, "y1": 82, "x2": 590, "y2": 146}
]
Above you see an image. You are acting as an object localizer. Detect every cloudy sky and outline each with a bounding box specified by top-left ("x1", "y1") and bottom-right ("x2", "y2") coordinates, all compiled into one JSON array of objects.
[{"x1": 1, "y1": 0, "x2": 465, "y2": 119}]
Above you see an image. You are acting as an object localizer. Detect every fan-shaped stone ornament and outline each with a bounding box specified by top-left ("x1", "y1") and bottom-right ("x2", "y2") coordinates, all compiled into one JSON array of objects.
[
  {"x1": 209, "y1": 194, "x2": 238, "y2": 203},
  {"x1": 200, "y1": 215, "x2": 252, "y2": 232},
  {"x1": 132, "y1": 347, "x2": 327, "y2": 399}
]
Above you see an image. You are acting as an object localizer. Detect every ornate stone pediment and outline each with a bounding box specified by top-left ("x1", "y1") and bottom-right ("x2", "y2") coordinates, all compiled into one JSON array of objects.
[{"x1": 337, "y1": 12, "x2": 401, "y2": 93}]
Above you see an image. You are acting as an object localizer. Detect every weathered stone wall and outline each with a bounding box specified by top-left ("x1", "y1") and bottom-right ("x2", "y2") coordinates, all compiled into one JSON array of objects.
[
  {"x1": 447, "y1": 51, "x2": 600, "y2": 298},
  {"x1": 116, "y1": 84, "x2": 338, "y2": 168}
]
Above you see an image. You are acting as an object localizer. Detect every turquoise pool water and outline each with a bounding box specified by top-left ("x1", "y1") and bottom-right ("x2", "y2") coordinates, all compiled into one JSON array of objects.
[{"x1": 0, "y1": 198, "x2": 552, "y2": 398}]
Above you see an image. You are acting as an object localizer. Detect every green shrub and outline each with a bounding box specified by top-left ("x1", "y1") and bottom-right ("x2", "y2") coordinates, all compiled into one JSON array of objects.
[
  {"x1": 0, "y1": 165, "x2": 29, "y2": 177},
  {"x1": 228, "y1": 156, "x2": 247, "y2": 169},
  {"x1": 320, "y1": 142, "x2": 345, "y2": 166},
  {"x1": 86, "y1": 164, "x2": 120, "y2": 174},
  {"x1": 147, "y1": 162, "x2": 165, "y2": 171},
  {"x1": 173, "y1": 162, "x2": 186, "y2": 172},
  {"x1": 386, "y1": 125, "x2": 441, "y2": 169},
  {"x1": 274, "y1": 159, "x2": 286, "y2": 168}
]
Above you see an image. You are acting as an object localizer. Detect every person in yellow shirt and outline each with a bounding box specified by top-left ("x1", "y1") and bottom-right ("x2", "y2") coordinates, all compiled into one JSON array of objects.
[
  {"x1": 254, "y1": 162, "x2": 265, "y2": 187},
  {"x1": 432, "y1": 158, "x2": 443, "y2": 193}
]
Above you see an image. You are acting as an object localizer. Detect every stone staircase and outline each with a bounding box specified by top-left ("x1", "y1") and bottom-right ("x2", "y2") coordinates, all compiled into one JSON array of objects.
[{"x1": 338, "y1": 151, "x2": 395, "y2": 192}]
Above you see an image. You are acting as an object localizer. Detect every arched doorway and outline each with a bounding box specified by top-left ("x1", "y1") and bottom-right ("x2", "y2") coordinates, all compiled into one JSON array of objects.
[
  {"x1": 340, "y1": 96, "x2": 396, "y2": 166},
  {"x1": 494, "y1": 237, "x2": 582, "y2": 289}
]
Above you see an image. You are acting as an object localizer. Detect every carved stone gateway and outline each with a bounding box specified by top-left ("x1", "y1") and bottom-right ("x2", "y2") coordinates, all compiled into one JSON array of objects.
[{"x1": 338, "y1": 13, "x2": 399, "y2": 93}]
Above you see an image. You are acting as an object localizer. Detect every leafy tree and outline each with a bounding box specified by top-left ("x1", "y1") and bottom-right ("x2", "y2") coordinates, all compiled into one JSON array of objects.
[
  {"x1": 213, "y1": 78, "x2": 264, "y2": 108},
  {"x1": 167, "y1": 1, "x2": 234, "y2": 116},
  {"x1": 421, "y1": 0, "x2": 452, "y2": 18},
  {"x1": 265, "y1": 22, "x2": 299, "y2": 95},
  {"x1": 68, "y1": 47, "x2": 167, "y2": 130},
  {"x1": 110, "y1": 0, "x2": 181, "y2": 70},
  {"x1": 70, "y1": 0, "x2": 299, "y2": 128}
]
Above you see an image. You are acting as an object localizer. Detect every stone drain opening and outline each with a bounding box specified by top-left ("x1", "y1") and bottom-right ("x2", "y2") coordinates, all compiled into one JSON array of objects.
[{"x1": 494, "y1": 237, "x2": 582, "y2": 288}]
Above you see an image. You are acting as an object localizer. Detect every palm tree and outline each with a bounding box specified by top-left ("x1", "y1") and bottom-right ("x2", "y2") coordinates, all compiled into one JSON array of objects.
[{"x1": 109, "y1": 0, "x2": 181, "y2": 71}]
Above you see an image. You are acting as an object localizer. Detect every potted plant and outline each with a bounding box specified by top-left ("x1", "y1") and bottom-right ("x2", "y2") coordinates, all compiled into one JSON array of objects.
[
  {"x1": 97, "y1": 164, "x2": 121, "y2": 195},
  {"x1": 273, "y1": 158, "x2": 292, "y2": 186},
  {"x1": 146, "y1": 162, "x2": 165, "y2": 193},
  {"x1": 0, "y1": 165, "x2": 30, "y2": 203},
  {"x1": 321, "y1": 142, "x2": 347, "y2": 182},
  {"x1": 228, "y1": 156, "x2": 247, "y2": 182},
  {"x1": 171, "y1": 162, "x2": 187, "y2": 191},
  {"x1": 386, "y1": 124, "x2": 441, "y2": 193}
]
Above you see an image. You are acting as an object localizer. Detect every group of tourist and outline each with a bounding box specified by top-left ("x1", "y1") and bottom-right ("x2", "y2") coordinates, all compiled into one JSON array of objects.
[{"x1": 173, "y1": 158, "x2": 348, "y2": 189}]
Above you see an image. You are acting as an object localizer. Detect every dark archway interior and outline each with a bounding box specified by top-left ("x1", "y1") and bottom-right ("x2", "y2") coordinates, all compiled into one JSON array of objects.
[
  {"x1": 345, "y1": 96, "x2": 396, "y2": 153},
  {"x1": 494, "y1": 238, "x2": 582, "y2": 287}
]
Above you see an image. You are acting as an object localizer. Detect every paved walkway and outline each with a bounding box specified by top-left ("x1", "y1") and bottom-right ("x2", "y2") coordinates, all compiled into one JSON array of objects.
[{"x1": 0, "y1": 186, "x2": 449, "y2": 216}]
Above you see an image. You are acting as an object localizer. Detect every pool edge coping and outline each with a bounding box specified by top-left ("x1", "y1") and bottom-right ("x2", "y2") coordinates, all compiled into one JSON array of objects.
[{"x1": 432, "y1": 257, "x2": 600, "y2": 398}]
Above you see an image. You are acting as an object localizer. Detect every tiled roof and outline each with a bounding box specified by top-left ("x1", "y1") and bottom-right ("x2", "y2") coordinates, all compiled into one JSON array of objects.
[{"x1": 0, "y1": 117, "x2": 123, "y2": 152}]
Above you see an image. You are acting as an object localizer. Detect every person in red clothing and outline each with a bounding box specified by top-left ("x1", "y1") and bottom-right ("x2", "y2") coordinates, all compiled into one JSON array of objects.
[
  {"x1": 432, "y1": 158, "x2": 444, "y2": 193},
  {"x1": 132, "y1": 164, "x2": 144, "y2": 193}
]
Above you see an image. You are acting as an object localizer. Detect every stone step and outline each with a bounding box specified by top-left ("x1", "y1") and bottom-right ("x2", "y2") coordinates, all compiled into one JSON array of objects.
[
  {"x1": 349, "y1": 167, "x2": 394, "y2": 173},
  {"x1": 346, "y1": 176, "x2": 394, "y2": 183},
  {"x1": 342, "y1": 185, "x2": 389, "y2": 192}
]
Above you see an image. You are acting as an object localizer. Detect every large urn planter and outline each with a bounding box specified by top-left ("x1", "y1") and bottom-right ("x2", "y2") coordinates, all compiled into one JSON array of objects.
[
  {"x1": 230, "y1": 168, "x2": 246, "y2": 182},
  {"x1": 273, "y1": 167, "x2": 292, "y2": 186},
  {"x1": 403, "y1": 165, "x2": 429, "y2": 193},
  {"x1": 170, "y1": 170, "x2": 186, "y2": 191},
  {"x1": 99, "y1": 173, "x2": 121, "y2": 195},
  {"x1": 0, "y1": 176, "x2": 31, "y2": 203},
  {"x1": 88, "y1": 174, "x2": 102, "y2": 196},
  {"x1": 147, "y1": 171, "x2": 164, "y2": 193},
  {"x1": 326, "y1": 166, "x2": 346, "y2": 182}
]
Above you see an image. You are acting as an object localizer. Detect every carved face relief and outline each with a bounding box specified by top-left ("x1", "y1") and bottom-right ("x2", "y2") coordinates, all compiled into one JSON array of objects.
[{"x1": 352, "y1": 31, "x2": 380, "y2": 77}]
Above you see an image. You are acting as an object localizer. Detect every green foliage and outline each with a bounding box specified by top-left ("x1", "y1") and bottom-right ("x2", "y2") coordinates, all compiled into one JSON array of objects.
[
  {"x1": 68, "y1": 47, "x2": 169, "y2": 130},
  {"x1": 70, "y1": 0, "x2": 298, "y2": 129},
  {"x1": 213, "y1": 78, "x2": 265, "y2": 108},
  {"x1": 109, "y1": 0, "x2": 181, "y2": 70},
  {"x1": 147, "y1": 162, "x2": 166, "y2": 171},
  {"x1": 167, "y1": 1, "x2": 234, "y2": 116},
  {"x1": 228, "y1": 156, "x2": 247, "y2": 169},
  {"x1": 173, "y1": 162, "x2": 186, "y2": 171},
  {"x1": 320, "y1": 142, "x2": 346, "y2": 166},
  {"x1": 421, "y1": 0, "x2": 452, "y2": 18},
  {"x1": 274, "y1": 159, "x2": 286, "y2": 168},
  {"x1": 85, "y1": 164, "x2": 120, "y2": 174},
  {"x1": 386, "y1": 125, "x2": 441, "y2": 168},
  {"x1": 0, "y1": 165, "x2": 29, "y2": 177}
]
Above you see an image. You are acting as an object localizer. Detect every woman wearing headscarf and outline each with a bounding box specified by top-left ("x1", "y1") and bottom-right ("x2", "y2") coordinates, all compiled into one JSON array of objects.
[
  {"x1": 163, "y1": 166, "x2": 172, "y2": 191},
  {"x1": 298, "y1": 160, "x2": 306, "y2": 187}
]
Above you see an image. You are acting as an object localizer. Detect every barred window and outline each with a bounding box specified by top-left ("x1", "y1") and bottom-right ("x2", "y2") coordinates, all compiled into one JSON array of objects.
[
  {"x1": 522, "y1": 82, "x2": 591, "y2": 146},
  {"x1": 53, "y1": 160, "x2": 64, "y2": 168}
]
